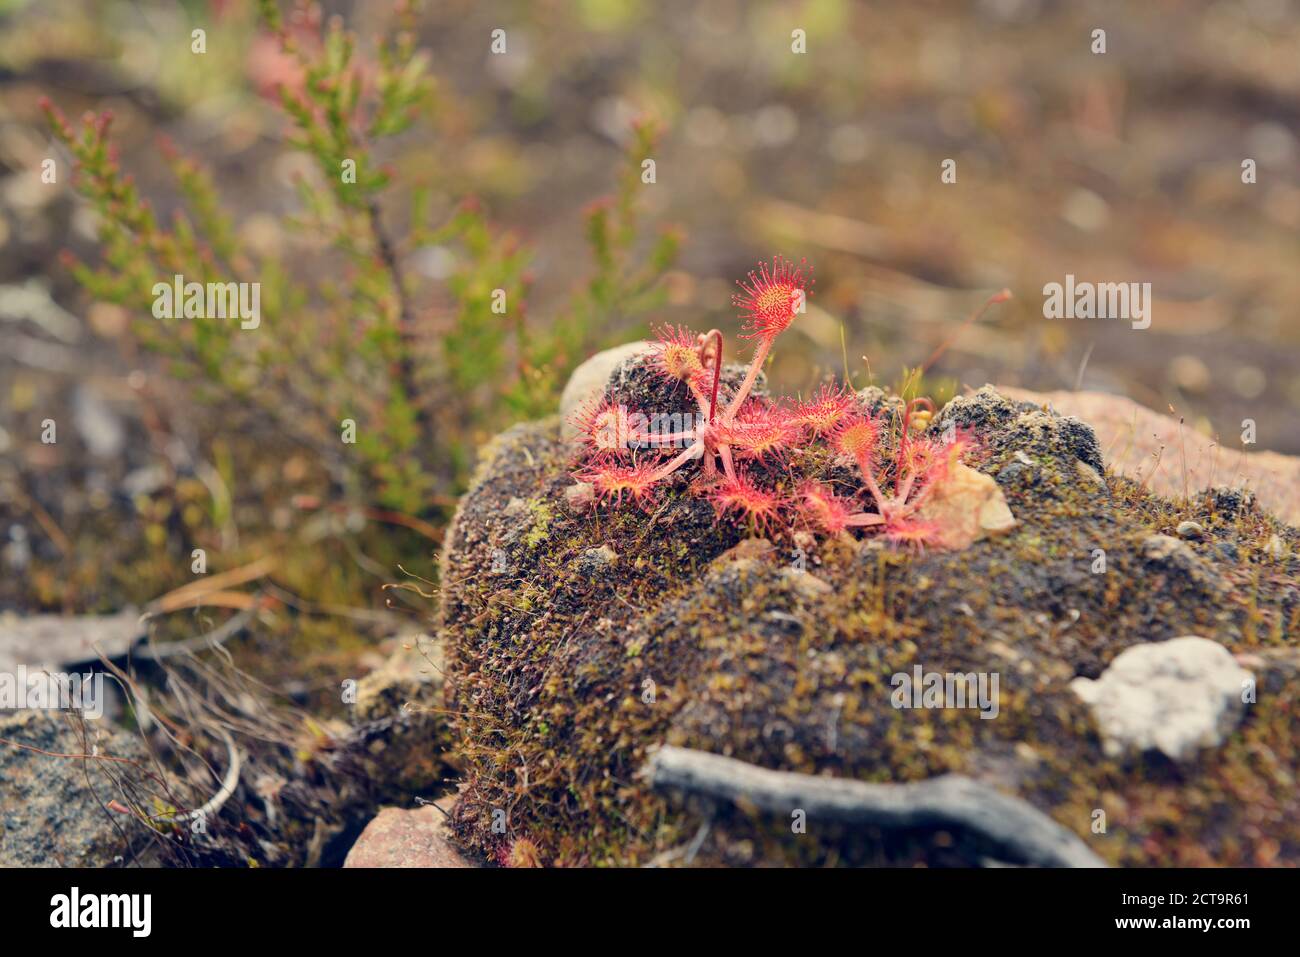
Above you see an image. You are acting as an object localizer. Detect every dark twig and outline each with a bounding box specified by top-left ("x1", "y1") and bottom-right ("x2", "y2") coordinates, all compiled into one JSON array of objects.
[{"x1": 367, "y1": 198, "x2": 430, "y2": 447}]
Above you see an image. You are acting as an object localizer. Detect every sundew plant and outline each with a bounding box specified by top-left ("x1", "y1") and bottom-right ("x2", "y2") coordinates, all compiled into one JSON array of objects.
[{"x1": 571, "y1": 257, "x2": 1011, "y2": 549}]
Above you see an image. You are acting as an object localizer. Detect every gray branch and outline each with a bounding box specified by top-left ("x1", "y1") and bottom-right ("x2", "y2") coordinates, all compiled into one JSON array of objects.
[
  {"x1": 643, "y1": 745, "x2": 1105, "y2": 868},
  {"x1": 183, "y1": 726, "x2": 241, "y2": 828},
  {"x1": 136, "y1": 605, "x2": 257, "y2": 661}
]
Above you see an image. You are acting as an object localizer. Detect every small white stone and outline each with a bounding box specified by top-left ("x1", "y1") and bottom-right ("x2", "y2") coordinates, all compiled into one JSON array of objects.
[
  {"x1": 581, "y1": 545, "x2": 617, "y2": 568},
  {"x1": 1070, "y1": 636, "x2": 1252, "y2": 763},
  {"x1": 780, "y1": 567, "x2": 832, "y2": 598},
  {"x1": 1264, "y1": 534, "x2": 1288, "y2": 560}
]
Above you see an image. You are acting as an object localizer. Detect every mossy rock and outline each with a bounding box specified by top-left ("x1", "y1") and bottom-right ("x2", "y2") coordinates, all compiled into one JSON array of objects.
[{"x1": 439, "y1": 371, "x2": 1300, "y2": 867}]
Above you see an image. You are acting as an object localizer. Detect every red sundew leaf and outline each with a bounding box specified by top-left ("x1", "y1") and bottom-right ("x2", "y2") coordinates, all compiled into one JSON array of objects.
[
  {"x1": 792, "y1": 382, "x2": 856, "y2": 435},
  {"x1": 576, "y1": 461, "x2": 662, "y2": 508},
  {"x1": 708, "y1": 470, "x2": 785, "y2": 533},
  {"x1": 723, "y1": 402, "x2": 803, "y2": 462},
  {"x1": 795, "y1": 481, "x2": 857, "y2": 535},
  {"x1": 570, "y1": 397, "x2": 643, "y2": 458},
  {"x1": 649, "y1": 324, "x2": 708, "y2": 385},
  {"x1": 732, "y1": 255, "x2": 812, "y2": 343},
  {"x1": 831, "y1": 413, "x2": 881, "y2": 468}
]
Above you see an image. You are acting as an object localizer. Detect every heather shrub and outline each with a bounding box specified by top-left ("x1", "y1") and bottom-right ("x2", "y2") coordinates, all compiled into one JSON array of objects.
[{"x1": 44, "y1": 0, "x2": 678, "y2": 515}]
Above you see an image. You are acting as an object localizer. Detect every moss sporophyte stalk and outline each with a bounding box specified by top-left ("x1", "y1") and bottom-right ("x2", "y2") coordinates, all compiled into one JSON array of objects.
[{"x1": 569, "y1": 257, "x2": 1012, "y2": 549}]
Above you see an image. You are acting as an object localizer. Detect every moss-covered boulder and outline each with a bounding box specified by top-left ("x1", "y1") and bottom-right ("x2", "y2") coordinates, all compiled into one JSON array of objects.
[{"x1": 438, "y1": 358, "x2": 1300, "y2": 867}]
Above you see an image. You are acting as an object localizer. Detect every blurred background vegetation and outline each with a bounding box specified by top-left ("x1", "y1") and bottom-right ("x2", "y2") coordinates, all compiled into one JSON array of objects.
[{"x1": 2, "y1": 0, "x2": 1298, "y2": 701}]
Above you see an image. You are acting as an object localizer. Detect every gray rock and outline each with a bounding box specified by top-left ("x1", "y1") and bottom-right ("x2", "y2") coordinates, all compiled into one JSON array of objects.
[
  {"x1": 576, "y1": 545, "x2": 617, "y2": 575},
  {"x1": 780, "y1": 567, "x2": 832, "y2": 598},
  {"x1": 1142, "y1": 533, "x2": 1191, "y2": 564},
  {"x1": 0, "y1": 710, "x2": 150, "y2": 866},
  {"x1": 0, "y1": 607, "x2": 142, "y2": 673},
  {"x1": 353, "y1": 637, "x2": 443, "y2": 724},
  {"x1": 1070, "y1": 636, "x2": 1252, "y2": 762},
  {"x1": 443, "y1": 370, "x2": 1285, "y2": 865},
  {"x1": 933, "y1": 386, "x2": 1105, "y2": 478},
  {"x1": 564, "y1": 481, "x2": 595, "y2": 513},
  {"x1": 1140, "y1": 534, "x2": 1223, "y2": 597}
]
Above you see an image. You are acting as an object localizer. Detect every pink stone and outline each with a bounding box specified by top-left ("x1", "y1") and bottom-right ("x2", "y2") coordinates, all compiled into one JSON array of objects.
[{"x1": 343, "y1": 803, "x2": 476, "y2": 868}]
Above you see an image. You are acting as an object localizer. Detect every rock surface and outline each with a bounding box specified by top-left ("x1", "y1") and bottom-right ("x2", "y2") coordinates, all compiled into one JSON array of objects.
[
  {"x1": 343, "y1": 800, "x2": 474, "y2": 868},
  {"x1": 1070, "y1": 636, "x2": 1253, "y2": 762},
  {"x1": 914, "y1": 461, "x2": 1017, "y2": 549},
  {"x1": 0, "y1": 607, "x2": 141, "y2": 672},
  {"x1": 1001, "y1": 387, "x2": 1300, "y2": 525},
  {"x1": 353, "y1": 637, "x2": 442, "y2": 722},
  {"x1": 0, "y1": 710, "x2": 148, "y2": 866}
]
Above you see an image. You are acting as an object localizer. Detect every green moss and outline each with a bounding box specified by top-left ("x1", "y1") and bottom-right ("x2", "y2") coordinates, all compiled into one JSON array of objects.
[{"x1": 522, "y1": 500, "x2": 555, "y2": 549}]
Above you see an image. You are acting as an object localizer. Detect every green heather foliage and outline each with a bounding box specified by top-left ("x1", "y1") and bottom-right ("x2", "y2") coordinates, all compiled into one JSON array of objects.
[{"x1": 44, "y1": 0, "x2": 677, "y2": 515}]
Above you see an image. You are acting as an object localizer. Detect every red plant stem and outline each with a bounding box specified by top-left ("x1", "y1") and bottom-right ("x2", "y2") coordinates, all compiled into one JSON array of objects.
[
  {"x1": 895, "y1": 471, "x2": 918, "y2": 506},
  {"x1": 897, "y1": 397, "x2": 933, "y2": 472},
  {"x1": 892, "y1": 397, "x2": 937, "y2": 506},
  {"x1": 857, "y1": 454, "x2": 891, "y2": 515},
  {"x1": 701, "y1": 328, "x2": 724, "y2": 422},
  {"x1": 649, "y1": 440, "x2": 706, "y2": 483},
  {"x1": 845, "y1": 512, "x2": 887, "y2": 527},
  {"x1": 920, "y1": 288, "x2": 1013, "y2": 376},
  {"x1": 902, "y1": 476, "x2": 938, "y2": 510},
  {"x1": 726, "y1": 337, "x2": 772, "y2": 420},
  {"x1": 637, "y1": 429, "x2": 699, "y2": 446},
  {"x1": 718, "y1": 443, "x2": 738, "y2": 483},
  {"x1": 898, "y1": 402, "x2": 915, "y2": 467},
  {"x1": 688, "y1": 381, "x2": 713, "y2": 417}
]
